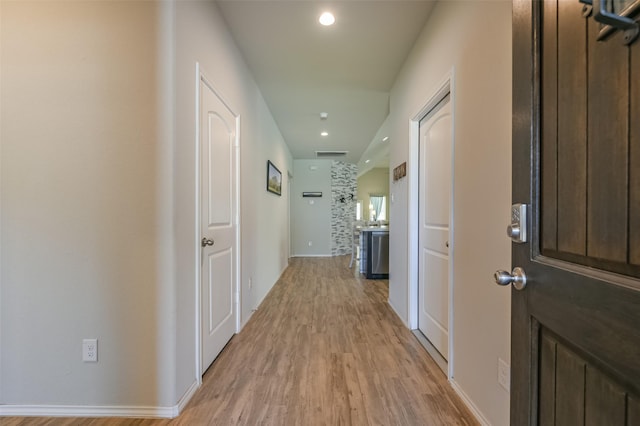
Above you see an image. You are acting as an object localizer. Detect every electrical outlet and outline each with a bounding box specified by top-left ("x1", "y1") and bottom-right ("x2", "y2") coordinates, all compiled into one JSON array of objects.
[
  {"x1": 498, "y1": 358, "x2": 510, "y2": 391},
  {"x1": 83, "y1": 338, "x2": 98, "y2": 362}
]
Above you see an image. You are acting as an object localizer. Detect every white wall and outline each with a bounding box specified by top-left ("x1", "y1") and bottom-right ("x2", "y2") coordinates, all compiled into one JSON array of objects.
[
  {"x1": 291, "y1": 160, "x2": 332, "y2": 256},
  {"x1": 1, "y1": 0, "x2": 292, "y2": 413},
  {"x1": 0, "y1": 0, "x2": 4, "y2": 403},
  {"x1": 0, "y1": 1, "x2": 172, "y2": 407},
  {"x1": 386, "y1": 2, "x2": 512, "y2": 425}
]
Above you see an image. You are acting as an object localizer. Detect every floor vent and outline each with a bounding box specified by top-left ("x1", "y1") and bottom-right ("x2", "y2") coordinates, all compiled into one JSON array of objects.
[{"x1": 315, "y1": 150, "x2": 348, "y2": 158}]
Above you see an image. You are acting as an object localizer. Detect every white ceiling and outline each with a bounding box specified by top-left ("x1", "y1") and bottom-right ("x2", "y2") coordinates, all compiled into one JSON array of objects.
[{"x1": 216, "y1": 0, "x2": 435, "y2": 165}]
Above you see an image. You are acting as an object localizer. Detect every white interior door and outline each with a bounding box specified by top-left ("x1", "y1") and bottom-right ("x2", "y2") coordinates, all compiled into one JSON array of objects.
[
  {"x1": 418, "y1": 93, "x2": 452, "y2": 361},
  {"x1": 200, "y1": 75, "x2": 237, "y2": 374}
]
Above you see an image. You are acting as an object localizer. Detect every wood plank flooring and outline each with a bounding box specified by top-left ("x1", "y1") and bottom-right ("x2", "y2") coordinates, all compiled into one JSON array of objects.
[{"x1": 3, "y1": 256, "x2": 478, "y2": 425}]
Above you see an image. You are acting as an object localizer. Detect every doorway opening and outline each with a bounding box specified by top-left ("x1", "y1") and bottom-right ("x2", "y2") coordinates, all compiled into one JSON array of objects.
[{"x1": 408, "y1": 72, "x2": 455, "y2": 378}]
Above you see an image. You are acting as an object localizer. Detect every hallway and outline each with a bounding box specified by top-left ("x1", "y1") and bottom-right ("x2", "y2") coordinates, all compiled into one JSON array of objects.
[
  {"x1": 1, "y1": 1, "x2": 513, "y2": 422},
  {"x1": 4, "y1": 257, "x2": 477, "y2": 425}
]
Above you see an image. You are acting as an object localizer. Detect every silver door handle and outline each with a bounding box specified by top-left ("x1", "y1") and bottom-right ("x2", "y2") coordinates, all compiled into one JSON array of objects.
[
  {"x1": 494, "y1": 267, "x2": 527, "y2": 291},
  {"x1": 201, "y1": 238, "x2": 214, "y2": 247}
]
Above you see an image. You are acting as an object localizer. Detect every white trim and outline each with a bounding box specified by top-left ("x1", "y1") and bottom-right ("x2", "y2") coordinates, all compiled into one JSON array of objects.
[
  {"x1": 408, "y1": 118, "x2": 420, "y2": 330},
  {"x1": 0, "y1": 405, "x2": 178, "y2": 419},
  {"x1": 194, "y1": 62, "x2": 202, "y2": 385},
  {"x1": 234, "y1": 114, "x2": 242, "y2": 333},
  {"x1": 448, "y1": 73, "x2": 456, "y2": 382},
  {"x1": 408, "y1": 69, "x2": 456, "y2": 380},
  {"x1": 239, "y1": 262, "x2": 290, "y2": 329},
  {"x1": 387, "y1": 297, "x2": 410, "y2": 328},
  {"x1": 449, "y1": 379, "x2": 491, "y2": 426},
  {"x1": 288, "y1": 173, "x2": 292, "y2": 259},
  {"x1": 175, "y1": 379, "x2": 199, "y2": 416},
  {"x1": 0, "y1": 0, "x2": 4, "y2": 403},
  {"x1": 412, "y1": 329, "x2": 447, "y2": 374}
]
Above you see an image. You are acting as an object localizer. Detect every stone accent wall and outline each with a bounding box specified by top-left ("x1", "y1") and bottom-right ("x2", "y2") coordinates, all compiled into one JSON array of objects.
[{"x1": 331, "y1": 161, "x2": 357, "y2": 256}]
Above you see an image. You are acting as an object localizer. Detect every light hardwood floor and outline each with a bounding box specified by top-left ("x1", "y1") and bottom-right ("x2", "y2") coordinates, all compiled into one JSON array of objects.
[{"x1": 3, "y1": 256, "x2": 478, "y2": 425}]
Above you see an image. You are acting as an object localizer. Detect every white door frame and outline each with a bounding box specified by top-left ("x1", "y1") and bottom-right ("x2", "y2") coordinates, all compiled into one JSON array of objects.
[
  {"x1": 288, "y1": 171, "x2": 293, "y2": 259},
  {"x1": 194, "y1": 62, "x2": 241, "y2": 383},
  {"x1": 408, "y1": 69, "x2": 455, "y2": 379}
]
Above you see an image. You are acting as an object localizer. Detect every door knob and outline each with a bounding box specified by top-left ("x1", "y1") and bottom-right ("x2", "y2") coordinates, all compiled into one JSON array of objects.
[
  {"x1": 201, "y1": 238, "x2": 214, "y2": 247},
  {"x1": 494, "y1": 267, "x2": 527, "y2": 290}
]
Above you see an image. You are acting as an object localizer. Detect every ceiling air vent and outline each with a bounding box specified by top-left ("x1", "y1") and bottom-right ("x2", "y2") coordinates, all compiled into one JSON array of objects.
[{"x1": 315, "y1": 150, "x2": 348, "y2": 158}]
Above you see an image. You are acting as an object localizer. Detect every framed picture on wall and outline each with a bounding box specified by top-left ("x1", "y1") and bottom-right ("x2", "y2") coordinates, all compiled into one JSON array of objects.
[{"x1": 267, "y1": 160, "x2": 282, "y2": 196}]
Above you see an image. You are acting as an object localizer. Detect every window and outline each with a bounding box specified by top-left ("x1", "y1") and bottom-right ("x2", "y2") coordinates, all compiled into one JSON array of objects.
[{"x1": 369, "y1": 195, "x2": 387, "y2": 221}]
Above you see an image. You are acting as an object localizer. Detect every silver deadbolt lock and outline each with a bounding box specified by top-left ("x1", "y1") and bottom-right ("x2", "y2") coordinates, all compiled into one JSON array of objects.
[{"x1": 507, "y1": 203, "x2": 527, "y2": 243}]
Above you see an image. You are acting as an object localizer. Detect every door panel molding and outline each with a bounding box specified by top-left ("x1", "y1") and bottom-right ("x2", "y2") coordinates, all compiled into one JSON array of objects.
[{"x1": 205, "y1": 248, "x2": 234, "y2": 335}]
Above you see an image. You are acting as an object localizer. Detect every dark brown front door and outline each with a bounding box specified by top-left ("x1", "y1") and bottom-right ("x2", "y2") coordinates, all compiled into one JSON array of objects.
[{"x1": 512, "y1": 0, "x2": 640, "y2": 424}]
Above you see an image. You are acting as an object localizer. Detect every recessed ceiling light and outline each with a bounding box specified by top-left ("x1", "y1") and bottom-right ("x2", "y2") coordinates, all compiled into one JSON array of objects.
[
  {"x1": 321, "y1": 131, "x2": 329, "y2": 137},
  {"x1": 365, "y1": 159, "x2": 370, "y2": 164},
  {"x1": 319, "y1": 12, "x2": 335, "y2": 26},
  {"x1": 382, "y1": 136, "x2": 389, "y2": 142}
]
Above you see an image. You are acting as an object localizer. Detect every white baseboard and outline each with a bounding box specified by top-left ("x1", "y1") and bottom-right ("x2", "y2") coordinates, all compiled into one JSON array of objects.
[
  {"x1": 387, "y1": 297, "x2": 409, "y2": 328},
  {"x1": 449, "y1": 379, "x2": 491, "y2": 426},
  {"x1": 175, "y1": 379, "x2": 200, "y2": 416},
  {"x1": 0, "y1": 380, "x2": 201, "y2": 420},
  {"x1": 0, "y1": 404, "x2": 176, "y2": 419},
  {"x1": 385, "y1": 284, "x2": 490, "y2": 425},
  {"x1": 240, "y1": 261, "x2": 291, "y2": 330}
]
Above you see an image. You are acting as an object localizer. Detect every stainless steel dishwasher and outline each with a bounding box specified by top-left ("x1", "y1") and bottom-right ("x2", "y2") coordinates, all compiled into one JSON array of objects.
[{"x1": 365, "y1": 230, "x2": 389, "y2": 279}]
